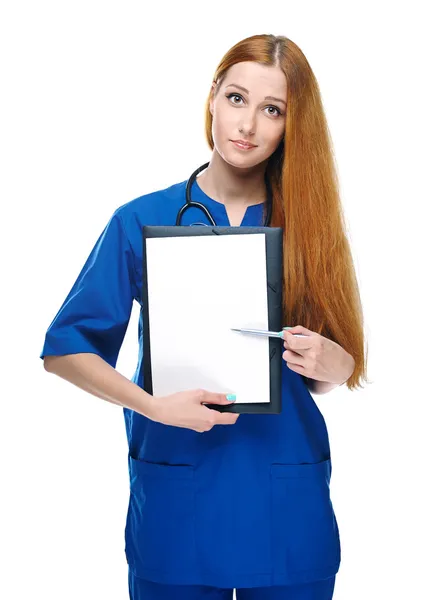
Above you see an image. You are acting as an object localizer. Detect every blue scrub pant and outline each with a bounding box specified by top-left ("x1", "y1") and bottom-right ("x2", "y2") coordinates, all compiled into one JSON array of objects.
[{"x1": 128, "y1": 571, "x2": 336, "y2": 599}]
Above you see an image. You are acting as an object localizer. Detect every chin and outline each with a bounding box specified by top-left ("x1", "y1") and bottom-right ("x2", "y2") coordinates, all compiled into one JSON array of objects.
[{"x1": 220, "y1": 146, "x2": 263, "y2": 170}]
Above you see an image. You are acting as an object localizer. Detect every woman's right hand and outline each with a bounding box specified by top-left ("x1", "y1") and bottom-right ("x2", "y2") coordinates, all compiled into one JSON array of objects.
[{"x1": 149, "y1": 389, "x2": 240, "y2": 433}]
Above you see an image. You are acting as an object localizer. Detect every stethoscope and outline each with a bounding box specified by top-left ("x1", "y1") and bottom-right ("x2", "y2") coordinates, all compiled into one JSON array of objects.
[{"x1": 176, "y1": 161, "x2": 273, "y2": 226}]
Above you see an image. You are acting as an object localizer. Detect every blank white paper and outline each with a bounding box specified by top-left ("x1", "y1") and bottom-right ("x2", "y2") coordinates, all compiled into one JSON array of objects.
[{"x1": 145, "y1": 233, "x2": 270, "y2": 403}]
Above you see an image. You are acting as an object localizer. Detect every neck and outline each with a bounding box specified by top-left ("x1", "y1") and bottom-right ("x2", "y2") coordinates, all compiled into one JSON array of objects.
[{"x1": 197, "y1": 150, "x2": 267, "y2": 208}]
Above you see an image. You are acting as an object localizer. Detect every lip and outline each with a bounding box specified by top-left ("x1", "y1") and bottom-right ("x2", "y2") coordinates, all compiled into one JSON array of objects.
[{"x1": 231, "y1": 140, "x2": 257, "y2": 150}]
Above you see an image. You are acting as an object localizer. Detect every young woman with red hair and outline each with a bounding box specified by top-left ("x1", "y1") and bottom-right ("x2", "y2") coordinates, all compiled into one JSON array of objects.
[{"x1": 41, "y1": 33, "x2": 368, "y2": 600}]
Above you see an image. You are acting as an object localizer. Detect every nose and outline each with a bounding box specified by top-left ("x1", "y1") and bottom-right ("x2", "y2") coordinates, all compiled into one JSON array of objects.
[{"x1": 238, "y1": 108, "x2": 257, "y2": 136}]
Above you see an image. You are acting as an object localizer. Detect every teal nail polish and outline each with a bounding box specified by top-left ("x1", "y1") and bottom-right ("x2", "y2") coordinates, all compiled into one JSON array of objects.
[
  {"x1": 278, "y1": 331, "x2": 284, "y2": 337},
  {"x1": 226, "y1": 394, "x2": 236, "y2": 401},
  {"x1": 283, "y1": 326, "x2": 292, "y2": 330}
]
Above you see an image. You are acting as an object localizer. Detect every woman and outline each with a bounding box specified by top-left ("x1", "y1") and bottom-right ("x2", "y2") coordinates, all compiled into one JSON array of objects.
[{"x1": 41, "y1": 33, "x2": 368, "y2": 600}]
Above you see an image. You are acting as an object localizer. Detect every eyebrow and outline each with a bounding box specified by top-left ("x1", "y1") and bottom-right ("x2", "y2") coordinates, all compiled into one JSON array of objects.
[{"x1": 225, "y1": 83, "x2": 287, "y2": 106}]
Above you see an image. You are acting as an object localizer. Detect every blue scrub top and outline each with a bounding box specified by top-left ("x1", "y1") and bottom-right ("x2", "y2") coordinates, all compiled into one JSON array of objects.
[{"x1": 40, "y1": 177, "x2": 341, "y2": 588}]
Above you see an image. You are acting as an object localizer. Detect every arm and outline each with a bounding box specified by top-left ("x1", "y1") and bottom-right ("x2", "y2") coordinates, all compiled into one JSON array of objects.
[
  {"x1": 44, "y1": 353, "x2": 241, "y2": 433},
  {"x1": 44, "y1": 352, "x2": 156, "y2": 417}
]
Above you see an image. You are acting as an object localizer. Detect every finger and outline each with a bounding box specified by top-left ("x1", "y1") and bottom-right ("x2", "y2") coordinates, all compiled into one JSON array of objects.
[
  {"x1": 201, "y1": 391, "x2": 237, "y2": 405},
  {"x1": 282, "y1": 345, "x2": 305, "y2": 361},
  {"x1": 282, "y1": 332, "x2": 312, "y2": 352},
  {"x1": 283, "y1": 349, "x2": 306, "y2": 368},
  {"x1": 286, "y1": 362, "x2": 306, "y2": 374},
  {"x1": 198, "y1": 406, "x2": 238, "y2": 428},
  {"x1": 214, "y1": 411, "x2": 240, "y2": 425},
  {"x1": 283, "y1": 325, "x2": 314, "y2": 336}
]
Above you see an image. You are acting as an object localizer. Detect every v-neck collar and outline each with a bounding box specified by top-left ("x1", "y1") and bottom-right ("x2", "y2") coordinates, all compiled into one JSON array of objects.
[{"x1": 191, "y1": 176, "x2": 265, "y2": 227}]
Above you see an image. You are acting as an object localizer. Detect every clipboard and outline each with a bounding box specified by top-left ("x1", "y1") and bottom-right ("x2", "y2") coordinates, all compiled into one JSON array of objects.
[{"x1": 142, "y1": 226, "x2": 283, "y2": 414}]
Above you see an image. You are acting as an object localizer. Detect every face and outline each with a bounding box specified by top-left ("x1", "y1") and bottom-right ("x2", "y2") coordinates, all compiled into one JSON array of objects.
[{"x1": 209, "y1": 61, "x2": 287, "y2": 170}]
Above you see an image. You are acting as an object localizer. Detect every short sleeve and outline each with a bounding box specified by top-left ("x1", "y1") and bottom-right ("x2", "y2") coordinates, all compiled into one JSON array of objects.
[{"x1": 40, "y1": 209, "x2": 136, "y2": 368}]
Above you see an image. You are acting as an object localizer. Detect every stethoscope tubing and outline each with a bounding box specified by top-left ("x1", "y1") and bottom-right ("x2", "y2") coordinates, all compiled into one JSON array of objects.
[{"x1": 176, "y1": 162, "x2": 273, "y2": 227}]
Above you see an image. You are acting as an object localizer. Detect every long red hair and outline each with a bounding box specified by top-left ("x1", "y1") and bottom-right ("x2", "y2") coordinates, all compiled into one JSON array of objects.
[{"x1": 204, "y1": 34, "x2": 369, "y2": 391}]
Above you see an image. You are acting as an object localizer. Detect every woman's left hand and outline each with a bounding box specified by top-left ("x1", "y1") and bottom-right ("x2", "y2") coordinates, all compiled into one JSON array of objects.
[{"x1": 282, "y1": 325, "x2": 355, "y2": 385}]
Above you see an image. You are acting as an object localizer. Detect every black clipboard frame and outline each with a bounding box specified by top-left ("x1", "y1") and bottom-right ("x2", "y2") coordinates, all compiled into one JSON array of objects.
[{"x1": 142, "y1": 226, "x2": 283, "y2": 414}]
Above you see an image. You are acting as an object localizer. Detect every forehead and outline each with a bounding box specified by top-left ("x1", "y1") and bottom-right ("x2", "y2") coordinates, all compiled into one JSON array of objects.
[{"x1": 222, "y1": 61, "x2": 287, "y2": 99}]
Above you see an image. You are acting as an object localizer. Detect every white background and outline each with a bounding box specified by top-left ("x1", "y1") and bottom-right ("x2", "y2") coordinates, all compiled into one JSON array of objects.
[{"x1": 1, "y1": 1, "x2": 440, "y2": 598}]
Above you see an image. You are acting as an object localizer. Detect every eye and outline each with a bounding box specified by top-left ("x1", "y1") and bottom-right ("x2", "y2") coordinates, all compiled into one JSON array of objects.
[
  {"x1": 226, "y1": 93, "x2": 283, "y2": 117},
  {"x1": 265, "y1": 106, "x2": 283, "y2": 117},
  {"x1": 226, "y1": 93, "x2": 244, "y2": 105}
]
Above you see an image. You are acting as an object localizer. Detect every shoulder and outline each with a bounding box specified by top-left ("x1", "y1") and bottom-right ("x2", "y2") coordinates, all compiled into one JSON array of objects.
[
  {"x1": 113, "y1": 179, "x2": 187, "y2": 228},
  {"x1": 102, "y1": 179, "x2": 187, "y2": 271}
]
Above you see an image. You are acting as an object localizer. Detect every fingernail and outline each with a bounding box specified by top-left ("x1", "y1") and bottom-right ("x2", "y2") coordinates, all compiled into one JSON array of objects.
[
  {"x1": 226, "y1": 394, "x2": 236, "y2": 401},
  {"x1": 283, "y1": 326, "x2": 292, "y2": 330}
]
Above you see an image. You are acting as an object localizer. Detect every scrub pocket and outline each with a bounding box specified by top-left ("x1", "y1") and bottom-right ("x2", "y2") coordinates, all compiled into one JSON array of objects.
[
  {"x1": 125, "y1": 455, "x2": 197, "y2": 576},
  {"x1": 270, "y1": 458, "x2": 341, "y2": 579}
]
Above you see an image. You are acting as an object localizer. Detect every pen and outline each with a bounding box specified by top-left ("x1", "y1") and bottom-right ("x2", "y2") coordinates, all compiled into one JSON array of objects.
[{"x1": 231, "y1": 328, "x2": 308, "y2": 339}]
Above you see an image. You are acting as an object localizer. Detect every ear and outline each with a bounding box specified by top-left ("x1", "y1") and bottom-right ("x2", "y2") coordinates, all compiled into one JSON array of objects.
[{"x1": 209, "y1": 81, "x2": 216, "y2": 116}]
